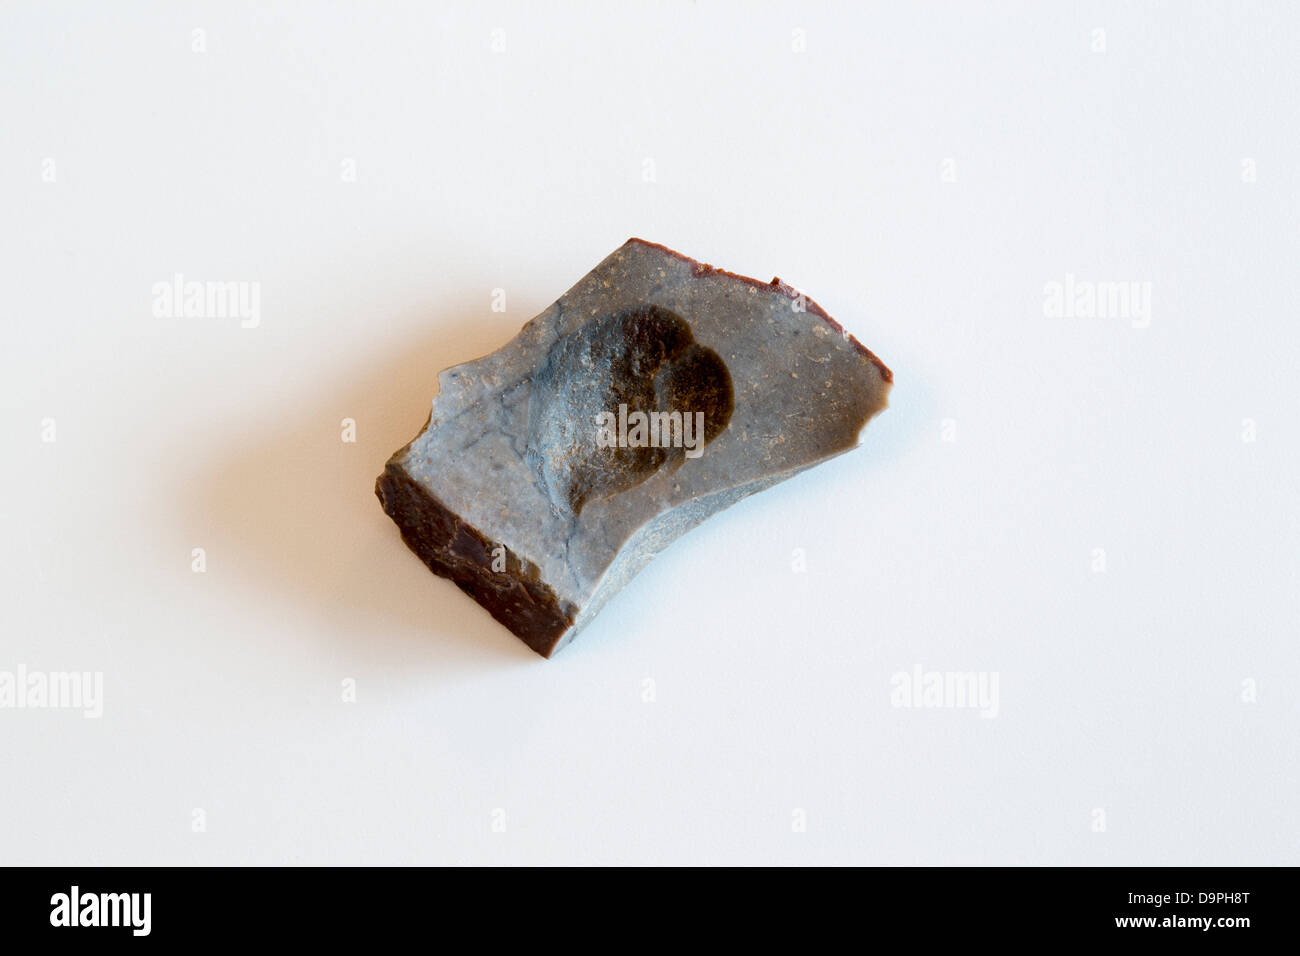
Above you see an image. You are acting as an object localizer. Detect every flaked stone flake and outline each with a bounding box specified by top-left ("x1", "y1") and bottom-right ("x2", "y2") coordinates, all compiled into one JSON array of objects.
[{"x1": 376, "y1": 238, "x2": 892, "y2": 657}]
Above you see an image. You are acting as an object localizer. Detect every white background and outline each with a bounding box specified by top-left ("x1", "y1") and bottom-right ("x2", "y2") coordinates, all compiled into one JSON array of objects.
[{"x1": 2, "y1": 1, "x2": 1297, "y2": 865}]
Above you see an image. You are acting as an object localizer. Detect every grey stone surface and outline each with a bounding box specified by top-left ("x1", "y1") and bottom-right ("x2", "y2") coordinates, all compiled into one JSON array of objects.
[{"x1": 376, "y1": 238, "x2": 893, "y2": 657}]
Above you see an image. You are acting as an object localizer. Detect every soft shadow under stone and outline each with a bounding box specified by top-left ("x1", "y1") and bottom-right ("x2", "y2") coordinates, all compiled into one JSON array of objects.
[{"x1": 376, "y1": 238, "x2": 893, "y2": 657}]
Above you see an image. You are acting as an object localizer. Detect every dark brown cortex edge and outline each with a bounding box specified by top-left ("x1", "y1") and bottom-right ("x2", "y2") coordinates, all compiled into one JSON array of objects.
[{"x1": 375, "y1": 464, "x2": 577, "y2": 656}]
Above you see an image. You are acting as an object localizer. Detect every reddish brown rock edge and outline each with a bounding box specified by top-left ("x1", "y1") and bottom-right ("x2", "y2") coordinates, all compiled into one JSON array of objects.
[
  {"x1": 625, "y1": 238, "x2": 894, "y2": 384},
  {"x1": 375, "y1": 463, "x2": 578, "y2": 656}
]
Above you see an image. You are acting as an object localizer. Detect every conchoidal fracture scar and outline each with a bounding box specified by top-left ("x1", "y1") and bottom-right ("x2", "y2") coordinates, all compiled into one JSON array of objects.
[{"x1": 376, "y1": 239, "x2": 892, "y2": 657}]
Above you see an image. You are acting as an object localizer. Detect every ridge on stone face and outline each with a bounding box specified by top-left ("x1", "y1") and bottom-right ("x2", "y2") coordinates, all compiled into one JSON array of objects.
[{"x1": 375, "y1": 238, "x2": 893, "y2": 658}]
